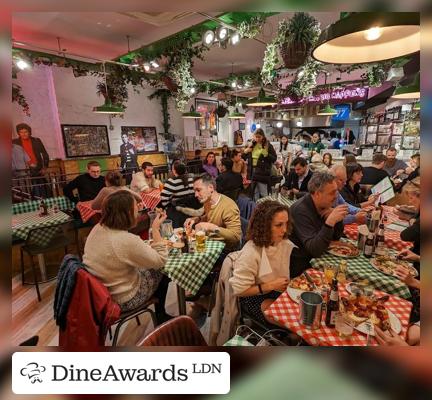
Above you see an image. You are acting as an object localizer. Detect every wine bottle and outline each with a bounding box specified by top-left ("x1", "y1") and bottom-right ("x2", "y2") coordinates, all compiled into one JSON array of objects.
[
  {"x1": 375, "y1": 223, "x2": 386, "y2": 256},
  {"x1": 325, "y1": 278, "x2": 339, "y2": 327},
  {"x1": 364, "y1": 233, "x2": 374, "y2": 258}
]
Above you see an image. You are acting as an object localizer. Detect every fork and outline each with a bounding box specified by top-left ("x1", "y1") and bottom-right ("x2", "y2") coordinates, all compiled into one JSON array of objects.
[{"x1": 365, "y1": 321, "x2": 372, "y2": 346}]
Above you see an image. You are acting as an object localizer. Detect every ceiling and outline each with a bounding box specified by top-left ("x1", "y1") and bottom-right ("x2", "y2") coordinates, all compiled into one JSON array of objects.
[{"x1": 12, "y1": 11, "x2": 343, "y2": 83}]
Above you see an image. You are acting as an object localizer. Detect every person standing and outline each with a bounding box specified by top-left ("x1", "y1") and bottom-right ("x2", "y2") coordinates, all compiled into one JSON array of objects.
[
  {"x1": 119, "y1": 133, "x2": 138, "y2": 184},
  {"x1": 243, "y1": 129, "x2": 277, "y2": 201},
  {"x1": 12, "y1": 123, "x2": 51, "y2": 197}
]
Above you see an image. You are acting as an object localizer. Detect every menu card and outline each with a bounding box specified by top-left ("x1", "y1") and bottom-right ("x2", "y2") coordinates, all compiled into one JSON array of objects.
[{"x1": 371, "y1": 176, "x2": 395, "y2": 204}]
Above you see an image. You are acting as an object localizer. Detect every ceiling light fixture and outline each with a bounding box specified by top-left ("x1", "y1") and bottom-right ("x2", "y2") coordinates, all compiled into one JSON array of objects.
[
  {"x1": 230, "y1": 31, "x2": 241, "y2": 45},
  {"x1": 312, "y1": 12, "x2": 420, "y2": 64},
  {"x1": 246, "y1": 88, "x2": 277, "y2": 107},
  {"x1": 202, "y1": 30, "x2": 215, "y2": 46},
  {"x1": 231, "y1": 81, "x2": 237, "y2": 88},
  {"x1": 276, "y1": 121, "x2": 283, "y2": 128},
  {"x1": 317, "y1": 73, "x2": 338, "y2": 115},
  {"x1": 150, "y1": 60, "x2": 159, "y2": 68},
  {"x1": 392, "y1": 72, "x2": 420, "y2": 99},
  {"x1": 228, "y1": 108, "x2": 245, "y2": 119},
  {"x1": 182, "y1": 105, "x2": 201, "y2": 118},
  {"x1": 413, "y1": 101, "x2": 420, "y2": 110},
  {"x1": 93, "y1": 62, "x2": 125, "y2": 114},
  {"x1": 16, "y1": 59, "x2": 30, "y2": 70},
  {"x1": 190, "y1": 87, "x2": 196, "y2": 94},
  {"x1": 143, "y1": 63, "x2": 151, "y2": 72},
  {"x1": 216, "y1": 26, "x2": 229, "y2": 41}
]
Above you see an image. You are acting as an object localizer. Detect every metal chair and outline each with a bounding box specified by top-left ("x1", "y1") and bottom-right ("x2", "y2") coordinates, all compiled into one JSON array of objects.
[
  {"x1": 20, "y1": 221, "x2": 80, "y2": 301},
  {"x1": 110, "y1": 297, "x2": 159, "y2": 346},
  {"x1": 138, "y1": 315, "x2": 207, "y2": 346}
]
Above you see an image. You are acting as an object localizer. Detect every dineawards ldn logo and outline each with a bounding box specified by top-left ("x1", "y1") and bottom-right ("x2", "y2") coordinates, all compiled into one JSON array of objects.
[
  {"x1": 12, "y1": 352, "x2": 230, "y2": 394},
  {"x1": 20, "y1": 362, "x2": 47, "y2": 384}
]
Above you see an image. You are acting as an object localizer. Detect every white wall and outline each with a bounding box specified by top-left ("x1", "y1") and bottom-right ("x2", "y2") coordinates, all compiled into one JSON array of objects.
[{"x1": 12, "y1": 65, "x2": 184, "y2": 158}]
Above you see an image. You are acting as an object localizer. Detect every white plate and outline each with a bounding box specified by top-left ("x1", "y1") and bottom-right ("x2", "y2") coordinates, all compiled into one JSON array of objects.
[
  {"x1": 370, "y1": 257, "x2": 418, "y2": 278},
  {"x1": 354, "y1": 310, "x2": 401, "y2": 336}
]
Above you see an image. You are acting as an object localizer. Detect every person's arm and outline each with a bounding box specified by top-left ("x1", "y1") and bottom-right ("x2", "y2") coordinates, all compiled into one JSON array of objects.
[
  {"x1": 216, "y1": 207, "x2": 242, "y2": 248},
  {"x1": 400, "y1": 219, "x2": 420, "y2": 243},
  {"x1": 159, "y1": 180, "x2": 173, "y2": 208},
  {"x1": 91, "y1": 187, "x2": 109, "y2": 210},
  {"x1": 63, "y1": 176, "x2": 80, "y2": 203},
  {"x1": 122, "y1": 234, "x2": 168, "y2": 271}
]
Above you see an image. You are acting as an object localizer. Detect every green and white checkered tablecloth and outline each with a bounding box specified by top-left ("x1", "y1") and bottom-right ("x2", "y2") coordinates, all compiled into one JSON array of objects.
[
  {"x1": 13, "y1": 197, "x2": 75, "y2": 215},
  {"x1": 162, "y1": 240, "x2": 225, "y2": 296},
  {"x1": 257, "y1": 194, "x2": 297, "y2": 208},
  {"x1": 224, "y1": 335, "x2": 254, "y2": 346},
  {"x1": 12, "y1": 210, "x2": 71, "y2": 246},
  {"x1": 311, "y1": 248, "x2": 411, "y2": 299}
]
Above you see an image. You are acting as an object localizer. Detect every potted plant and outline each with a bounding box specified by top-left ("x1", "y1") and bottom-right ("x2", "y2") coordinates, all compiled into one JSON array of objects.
[{"x1": 277, "y1": 12, "x2": 321, "y2": 69}]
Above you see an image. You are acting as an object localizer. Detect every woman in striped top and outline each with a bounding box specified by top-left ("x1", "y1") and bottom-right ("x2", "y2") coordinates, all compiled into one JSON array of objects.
[{"x1": 160, "y1": 163, "x2": 196, "y2": 227}]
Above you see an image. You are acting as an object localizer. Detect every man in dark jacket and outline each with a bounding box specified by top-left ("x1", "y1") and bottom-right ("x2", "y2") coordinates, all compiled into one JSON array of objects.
[
  {"x1": 119, "y1": 133, "x2": 138, "y2": 184},
  {"x1": 13, "y1": 123, "x2": 51, "y2": 197},
  {"x1": 63, "y1": 160, "x2": 105, "y2": 203},
  {"x1": 361, "y1": 153, "x2": 389, "y2": 185},
  {"x1": 282, "y1": 157, "x2": 313, "y2": 197},
  {"x1": 289, "y1": 171, "x2": 348, "y2": 277},
  {"x1": 216, "y1": 158, "x2": 243, "y2": 196}
]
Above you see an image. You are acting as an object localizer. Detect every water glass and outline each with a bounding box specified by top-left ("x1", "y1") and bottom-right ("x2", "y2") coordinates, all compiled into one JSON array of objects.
[{"x1": 335, "y1": 312, "x2": 354, "y2": 338}]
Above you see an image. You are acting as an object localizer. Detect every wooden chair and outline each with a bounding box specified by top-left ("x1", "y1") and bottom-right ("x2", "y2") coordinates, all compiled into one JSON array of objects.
[{"x1": 138, "y1": 316, "x2": 207, "y2": 346}]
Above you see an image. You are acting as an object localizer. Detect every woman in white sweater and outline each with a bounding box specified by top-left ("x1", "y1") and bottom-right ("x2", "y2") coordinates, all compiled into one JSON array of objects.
[
  {"x1": 229, "y1": 200, "x2": 296, "y2": 325},
  {"x1": 83, "y1": 190, "x2": 172, "y2": 323}
]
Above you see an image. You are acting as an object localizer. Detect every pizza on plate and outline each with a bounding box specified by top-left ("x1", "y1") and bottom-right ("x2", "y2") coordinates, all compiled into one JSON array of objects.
[
  {"x1": 289, "y1": 274, "x2": 322, "y2": 291},
  {"x1": 371, "y1": 255, "x2": 417, "y2": 277},
  {"x1": 340, "y1": 294, "x2": 391, "y2": 331},
  {"x1": 328, "y1": 241, "x2": 360, "y2": 257}
]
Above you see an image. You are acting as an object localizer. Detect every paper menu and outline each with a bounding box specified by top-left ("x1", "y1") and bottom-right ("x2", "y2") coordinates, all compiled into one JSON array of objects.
[{"x1": 371, "y1": 176, "x2": 395, "y2": 204}]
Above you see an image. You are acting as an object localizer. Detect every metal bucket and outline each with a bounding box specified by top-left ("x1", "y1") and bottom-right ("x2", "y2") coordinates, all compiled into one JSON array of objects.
[{"x1": 298, "y1": 291, "x2": 323, "y2": 330}]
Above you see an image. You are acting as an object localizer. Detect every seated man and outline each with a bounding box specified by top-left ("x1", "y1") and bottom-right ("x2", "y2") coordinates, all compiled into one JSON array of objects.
[
  {"x1": 63, "y1": 160, "x2": 105, "y2": 203},
  {"x1": 216, "y1": 158, "x2": 243, "y2": 196},
  {"x1": 289, "y1": 171, "x2": 348, "y2": 277},
  {"x1": 185, "y1": 173, "x2": 241, "y2": 252},
  {"x1": 384, "y1": 147, "x2": 408, "y2": 178},
  {"x1": 361, "y1": 153, "x2": 390, "y2": 185},
  {"x1": 330, "y1": 165, "x2": 367, "y2": 225},
  {"x1": 281, "y1": 157, "x2": 313, "y2": 197},
  {"x1": 130, "y1": 161, "x2": 162, "y2": 193}
]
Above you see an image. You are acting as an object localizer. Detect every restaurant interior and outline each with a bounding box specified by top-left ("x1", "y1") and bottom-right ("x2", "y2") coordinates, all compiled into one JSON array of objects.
[{"x1": 11, "y1": 11, "x2": 421, "y2": 347}]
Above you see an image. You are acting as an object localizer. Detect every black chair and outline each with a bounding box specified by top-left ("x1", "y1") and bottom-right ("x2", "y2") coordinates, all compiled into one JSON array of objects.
[
  {"x1": 20, "y1": 221, "x2": 80, "y2": 301},
  {"x1": 110, "y1": 297, "x2": 159, "y2": 346},
  {"x1": 153, "y1": 165, "x2": 169, "y2": 182}
]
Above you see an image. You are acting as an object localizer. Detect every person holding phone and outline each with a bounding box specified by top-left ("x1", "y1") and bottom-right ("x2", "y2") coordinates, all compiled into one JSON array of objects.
[{"x1": 243, "y1": 129, "x2": 277, "y2": 201}]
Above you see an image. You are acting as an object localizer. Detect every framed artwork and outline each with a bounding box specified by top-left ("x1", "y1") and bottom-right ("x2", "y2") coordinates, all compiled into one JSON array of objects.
[
  {"x1": 239, "y1": 122, "x2": 246, "y2": 130},
  {"x1": 195, "y1": 98, "x2": 218, "y2": 135},
  {"x1": 120, "y1": 126, "x2": 159, "y2": 154},
  {"x1": 61, "y1": 124, "x2": 110, "y2": 158}
]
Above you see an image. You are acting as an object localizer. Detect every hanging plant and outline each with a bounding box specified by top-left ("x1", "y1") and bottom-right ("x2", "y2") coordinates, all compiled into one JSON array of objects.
[
  {"x1": 12, "y1": 83, "x2": 30, "y2": 116},
  {"x1": 238, "y1": 15, "x2": 266, "y2": 39},
  {"x1": 364, "y1": 64, "x2": 388, "y2": 87},
  {"x1": 261, "y1": 41, "x2": 279, "y2": 85},
  {"x1": 148, "y1": 89, "x2": 174, "y2": 141}
]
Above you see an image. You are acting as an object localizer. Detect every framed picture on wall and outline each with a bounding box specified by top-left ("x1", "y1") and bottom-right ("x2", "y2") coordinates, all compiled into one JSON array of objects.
[
  {"x1": 195, "y1": 98, "x2": 218, "y2": 135},
  {"x1": 121, "y1": 126, "x2": 159, "y2": 154},
  {"x1": 239, "y1": 122, "x2": 246, "y2": 130},
  {"x1": 61, "y1": 124, "x2": 110, "y2": 158}
]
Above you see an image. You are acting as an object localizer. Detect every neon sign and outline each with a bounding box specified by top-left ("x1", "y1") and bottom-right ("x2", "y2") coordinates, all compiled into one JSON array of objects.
[{"x1": 281, "y1": 86, "x2": 369, "y2": 105}]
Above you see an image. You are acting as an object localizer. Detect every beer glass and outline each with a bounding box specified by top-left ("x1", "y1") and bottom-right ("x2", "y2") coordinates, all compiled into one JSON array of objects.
[
  {"x1": 195, "y1": 230, "x2": 206, "y2": 252},
  {"x1": 160, "y1": 219, "x2": 174, "y2": 240}
]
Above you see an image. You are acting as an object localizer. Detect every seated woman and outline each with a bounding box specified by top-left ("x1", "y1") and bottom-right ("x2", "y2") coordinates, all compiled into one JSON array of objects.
[
  {"x1": 322, "y1": 152, "x2": 333, "y2": 169},
  {"x1": 202, "y1": 152, "x2": 219, "y2": 178},
  {"x1": 83, "y1": 190, "x2": 172, "y2": 323},
  {"x1": 160, "y1": 162, "x2": 201, "y2": 227},
  {"x1": 229, "y1": 200, "x2": 296, "y2": 326},
  {"x1": 91, "y1": 171, "x2": 141, "y2": 210},
  {"x1": 340, "y1": 163, "x2": 379, "y2": 209}
]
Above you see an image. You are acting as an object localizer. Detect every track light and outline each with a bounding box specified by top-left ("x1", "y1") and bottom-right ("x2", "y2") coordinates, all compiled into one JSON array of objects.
[
  {"x1": 202, "y1": 30, "x2": 215, "y2": 46},
  {"x1": 216, "y1": 26, "x2": 229, "y2": 41},
  {"x1": 230, "y1": 31, "x2": 241, "y2": 45}
]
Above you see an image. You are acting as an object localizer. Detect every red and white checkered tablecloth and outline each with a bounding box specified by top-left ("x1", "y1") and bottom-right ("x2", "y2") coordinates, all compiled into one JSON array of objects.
[
  {"x1": 76, "y1": 201, "x2": 100, "y2": 223},
  {"x1": 344, "y1": 206, "x2": 412, "y2": 251},
  {"x1": 140, "y1": 189, "x2": 161, "y2": 210},
  {"x1": 264, "y1": 269, "x2": 412, "y2": 347}
]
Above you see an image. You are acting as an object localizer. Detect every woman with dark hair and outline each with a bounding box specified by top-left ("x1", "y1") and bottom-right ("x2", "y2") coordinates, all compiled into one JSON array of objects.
[
  {"x1": 322, "y1": 152, "x2": 333, "y2": 168},
  {"x1": 229, "y1": 200, "x2": 296, "y2": 325},
  {"x1": 340, "y1": 163, "x2": 379, "y2": 208},
  {"x1": 160, "y1": 163, "x2": 198, "y2": 227},
  {"x1": 343, "y1": 154, "x2": 357, "y2": 166},
  {"x1": 202, "y1": 151, "x2": 219, "y2": 178},
  {"x1": 221, "y1": 144, "x2": 231, "y2": 159},
  {"x1": 278, "y1": 135, "x2": 289, "y2": 173},
  {"x1": 91, "y1": 171, "x2": 141, "y2": 210},
  {"x1": 243, "y1": 129, "x2": 277, "y2": 200},
  {"x1": 231, "y1": 149, "x2": 247, "y2": 178},
  {"x1": 83, "y1": 191, "x2": 172, "y2": 323}
]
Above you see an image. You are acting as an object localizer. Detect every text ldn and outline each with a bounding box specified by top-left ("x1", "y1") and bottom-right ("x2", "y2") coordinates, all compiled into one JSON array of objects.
[
  {"x1": 192, "y1": 364, "x2": 222, "y2": 374},
  {"x1": 52, "y1": 365, "x2": 188, "y2": 382}
]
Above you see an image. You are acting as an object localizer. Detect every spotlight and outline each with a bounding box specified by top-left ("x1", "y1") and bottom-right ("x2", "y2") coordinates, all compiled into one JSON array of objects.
[
  {"x1": 202, "y1": 30, "x2": 215, "y2": 46},
  {"x1": 296, "y1": 120, "x2": 302, "y2": 127},
  {"x1": 216, "y1": 26, "x2": 229, "y2": 41},
  {"x1": 150, "y1": 60, "x2": 159, "y2": 68},
  {"x1": 230, "y1": 31, "x2": 241, "y2": 45},
  {"x1": 190, "y1": 87, "x2": 196, "y2": 94},
  {"x1": 16, "y1": 59, "x2": 29, "y2": 70},
  {"x1": 364, "y1": 26, "x2": 382, "y2": 41},
  {"x1": 231, "y1": 81, "x2": 237, "y2": 88},
  {"x1": 256, "y1": 123, "x2": 261, "y2": 129},
  {"x1": 143, "y1": 63, "x2": 151, "y2": 72},
  {"x1": 276, "y1": 122, "x2": 283, "y2": 128}
]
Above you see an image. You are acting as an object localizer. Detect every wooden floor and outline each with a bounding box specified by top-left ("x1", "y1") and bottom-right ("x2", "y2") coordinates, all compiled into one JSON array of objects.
[{"x1": 12, "y1": 273, "x2": 206, "y2": 346}]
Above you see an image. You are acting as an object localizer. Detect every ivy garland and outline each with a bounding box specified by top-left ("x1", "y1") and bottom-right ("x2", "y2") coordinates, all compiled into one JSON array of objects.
[
  {"x1": 238, "y1": 15, "x2": 266, "y2": 39},
  {"x1": 261, "y1": 42, "x2": 279, "y2": 85},
  {"x1": 12, "y1": 83, "x2": 30, "y2": 116},
  {"x1": 148, "y1": 89, "x2": 174, "y2": 141}
]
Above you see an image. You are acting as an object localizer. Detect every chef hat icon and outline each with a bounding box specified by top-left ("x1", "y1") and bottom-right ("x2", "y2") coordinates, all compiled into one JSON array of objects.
[{"x1": 20, "y1": 362, "x2": 46, "y2": 383}]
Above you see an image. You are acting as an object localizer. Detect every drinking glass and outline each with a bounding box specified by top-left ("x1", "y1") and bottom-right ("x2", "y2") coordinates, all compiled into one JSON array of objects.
[
  {"x1": 195, "y1": 230, "x2": 207, "y2": 253},
  {"x1": 160, "y1": 219, "x2": 174, "y2": 240},
  {"x1": 323, "y1": 264, "x2": 336, "y2": 285},
  {"x1": 335, "y1": 312, "x2": 354, "y2": 338}
]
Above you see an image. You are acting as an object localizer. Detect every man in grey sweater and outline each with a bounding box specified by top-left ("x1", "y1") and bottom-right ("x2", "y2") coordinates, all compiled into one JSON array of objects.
[{"x1": 289, "y1": 171, "x2": 348, "y2": 277}]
